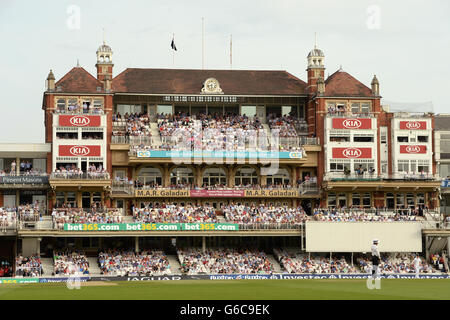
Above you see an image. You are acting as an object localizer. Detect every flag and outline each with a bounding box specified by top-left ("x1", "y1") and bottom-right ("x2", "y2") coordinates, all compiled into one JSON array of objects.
[{"x1": 171, "y1": 37, "x2": 177, "y2": 51}]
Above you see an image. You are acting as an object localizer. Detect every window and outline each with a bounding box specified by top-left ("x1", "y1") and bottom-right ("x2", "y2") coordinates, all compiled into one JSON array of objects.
[
  {"x1": 354, "y1": 135, "x2": 374, "y2": 142},
  {"x1": 351, "y1": 102, "x2": 371, "y2": 114},
  {"x1": 170, "y1": 167, "x2": 194, "y2": 185},
  {"x1": 329, "y1": 161, "x2": 350, "y2": 172},
  {"x1": 138, "y1": 167, "x2": 163, "y2": 186},
  {"x1": 380, "y1": 128, "x2": 387, "y2": 144},
  {"x1": 235, "y1": 166, "x2": 258, "y2": 185},
  {"x1": 157, "y1": 105, "x2": 173, "y2": 115},
  {"x1": 381, "y1": 161, "x2": 388, "y2": 174},
  {"x1": 328, "y1": 193, "x2": 337, "y2": 207},
  {"x1": 398, "y1": 160, "x2": 409, "y2": 172},
  {"x1": 397, "y1": 136, "x2": 408, "y2": 142},
  {"x1": 57, "y1": 99, "x2": 66, "y2": 112},
  {"x1": 202, "y1": 167, "x2": 227, "y2": 186},
  {"x1": 266, "y1": 168, "x2": 291, "y2": 186},
  {"x1": 418, "y1": 136, "x2": 429, "y2": 143},
  {"x1": 418, "y1": 160, "x2": 429, "y2": 173}
]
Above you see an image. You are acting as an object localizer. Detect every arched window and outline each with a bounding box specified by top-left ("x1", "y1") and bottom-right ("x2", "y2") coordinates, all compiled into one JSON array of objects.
[
  {"x1": 137, "y1": 167, "x2": 162, "y2": 186},
  {"x1": 170, "y1": 166, "x2": 195, "y2": 185},
  {"x1": 202, "y1": 167, "x2": 227, "y2": 187},
  {"x1": 234, "y1": 166, "x2": 258, "y2": 186},
  {"x1": 265, "y1": 168, "x2": 290, "y2": 186}
]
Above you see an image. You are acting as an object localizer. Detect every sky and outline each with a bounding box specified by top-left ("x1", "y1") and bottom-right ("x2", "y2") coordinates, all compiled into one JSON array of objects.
[{"x1": 0, "y1": 0, "x2": 449, "y2": 143}]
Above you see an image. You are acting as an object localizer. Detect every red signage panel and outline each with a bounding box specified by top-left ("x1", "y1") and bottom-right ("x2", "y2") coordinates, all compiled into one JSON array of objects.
[
  {"x1": 332, "y1": 147, "x2": 372, "y2": 159},
  {"x1": 58, "y1": 145, "x2": 101, "y2": 157},
  {"x1": 399, "y1": 121, "x2": 427, "y2": 130},
  {"x1": 59, "y1": 115, "x2": 101, "y2": 127},
  {"x1": 399, "y1": 145, "x2": 427, "y2": 154},
  {"x1": 332, "y1": 118, "x2": 372, "y2": 130}
]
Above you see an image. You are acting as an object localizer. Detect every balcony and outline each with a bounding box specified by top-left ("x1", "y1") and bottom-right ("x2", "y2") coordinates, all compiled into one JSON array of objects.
[
  {"x1": 49, "y1": 172, "x2": 111, "y2": 188},
  {"x1": 326, "y1": 111, "x2": 376, "y2": 118}
]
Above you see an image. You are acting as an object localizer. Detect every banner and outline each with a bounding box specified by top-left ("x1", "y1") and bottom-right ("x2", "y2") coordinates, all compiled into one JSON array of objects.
[
  {"x1": 135, "y1": 189, "x2": 190, "y2": 197},
  {"x1": 134, "y1": 189, "x2": 300, "y2": 198},
  {"x1": 59, "y1": 145, "x2": 101, "y2": 157},
  {"x1": 399, "y1": 145, "x2": 427, "y2": 154},
  {"x1": 0, "y1": 278, "x2": 40, "y2": 284},
  {"x1": 332, "y1": 118, "x2": 372, "y2": 130},
  {"x1": 39, "y1": 277, "x2": 90, "y2": 283},
  {"x1": 63, "y1": 223, "x2": 239, "y2": 231},
  {"x1": 189, "y1": 190, "x2": 245, "y2": 197},
  {"x1": 0, "y1": 176, "x2": 48, "y2": 184},
  {"x1": 399, "y1": 121, "x2": 427, "y2": 130},
  {"x1": 136, "y1": 150, "x2": 302, "y2": 159},
  {"x1": 332, "y1": 147, "x2": 372, "y2": 159},
  {"x1": 59, "y1": 115, "x2": 101, "y2": 127}
]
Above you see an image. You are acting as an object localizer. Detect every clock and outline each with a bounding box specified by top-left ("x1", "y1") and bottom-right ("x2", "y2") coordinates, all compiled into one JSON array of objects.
[{"x1": 201, "y1": 78, "x2": 223, "y2": 94}]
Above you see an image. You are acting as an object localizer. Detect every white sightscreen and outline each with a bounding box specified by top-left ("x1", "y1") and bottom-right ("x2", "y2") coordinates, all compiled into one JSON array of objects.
[{"x1": 306, "y1": 221, "x2": 423, "y2": 253}]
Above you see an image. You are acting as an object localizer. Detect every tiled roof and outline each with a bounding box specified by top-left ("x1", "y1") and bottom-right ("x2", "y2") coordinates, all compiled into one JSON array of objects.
[
  {"x1": 55, "y1": 67, "x2": 103, "y2": 93},
  {"x1": 324, "y1": 70, "x2": 374, "y2": 97},
  {"x1": 112, "y1": 68, "x2": 307, "y2": 95}
]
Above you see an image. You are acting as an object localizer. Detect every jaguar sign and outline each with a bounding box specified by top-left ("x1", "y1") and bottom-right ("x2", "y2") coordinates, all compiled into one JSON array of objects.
[
  {"x1": 332, "y1": 118, "x2": 372, "y2": 130},
  {"x1": 59, "y1": 115, "x2": 101, "y2": 127},
  {"x1": 332, "y1": 147, "x2": 372, "y2": 159},
  {"x1": 59, "y1": 145, "x2": 101, "y2": 157}
]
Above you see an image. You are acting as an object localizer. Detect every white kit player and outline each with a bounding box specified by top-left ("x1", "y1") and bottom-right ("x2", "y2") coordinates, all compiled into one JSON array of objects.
[
  {"x1": 371, "y1": 239, "x2": 381, "y2": 279},
  {"x1": 413, "y1": 254, "x2": 421, "y2": 279}
]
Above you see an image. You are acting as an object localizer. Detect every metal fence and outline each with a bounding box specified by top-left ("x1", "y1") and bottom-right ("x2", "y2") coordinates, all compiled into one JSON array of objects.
[{"x1": 51, "y1": 172, "x2": 110, "y2": 180}]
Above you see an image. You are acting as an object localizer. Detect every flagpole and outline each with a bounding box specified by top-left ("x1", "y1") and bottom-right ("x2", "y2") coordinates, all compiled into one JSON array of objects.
[
  {"x1": 202, "y1": 17, "x2": 205, "y2": 70},
  {"x1": 173, "y1": 33, "x2": 175, "y2": 67},
  {"x1": 230, "y1": 34, "x2": 232, "y2": 70}
]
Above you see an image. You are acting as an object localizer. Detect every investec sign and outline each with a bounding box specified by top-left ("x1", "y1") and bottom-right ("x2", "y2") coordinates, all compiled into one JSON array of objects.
[
  {"x1": 59, "y1": 145, "x2": 101, "y2": 157},
  {"x1": 332, "y1": 147, "x2": 372, "y2": 159},
  {"x1": 332, "y1": 118, "x2": 372, "y2": 130},
  {"x1": 59, "y1": 115, "x2": 101, "y2": 127}
]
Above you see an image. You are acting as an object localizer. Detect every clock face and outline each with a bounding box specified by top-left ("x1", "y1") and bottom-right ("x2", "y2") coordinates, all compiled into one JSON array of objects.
[{"x1": 207, "y1": 80, "x2": 217, "y2": 91}]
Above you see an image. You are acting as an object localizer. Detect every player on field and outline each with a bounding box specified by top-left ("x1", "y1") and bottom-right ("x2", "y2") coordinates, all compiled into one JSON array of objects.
[
  {"x1": 371, "y1": 239, "x2": 381, "y2": 279},
  {"x1": 413, "y1": 254, "x2": 421, "y2": 279}
]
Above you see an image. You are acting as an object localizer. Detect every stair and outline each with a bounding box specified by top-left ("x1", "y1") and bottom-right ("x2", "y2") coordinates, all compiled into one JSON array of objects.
[
  {"x1": 267, "y1": 254, "x2": 282, "y2": 273},
  {"x1": 150, "y1": 123, "x2": 162, "y2": 147},
  {"x1": 41, "y1": 258, "x2": 54, "y2": 276},
  {"x1": 87, "y1": 257, "x2": 102, "y2": 276},
  {"x1": 167, "y1": 255, "x2": 182, "y2": 275}
]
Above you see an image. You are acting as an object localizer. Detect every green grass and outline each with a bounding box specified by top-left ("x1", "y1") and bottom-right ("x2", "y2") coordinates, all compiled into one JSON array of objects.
[{"x1": 0, "y1": 279, "x2": 449, "y2": 300}]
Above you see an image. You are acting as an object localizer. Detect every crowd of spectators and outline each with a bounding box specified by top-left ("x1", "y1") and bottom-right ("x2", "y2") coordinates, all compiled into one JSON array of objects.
[
  {"x1": 430, "y1": 253, "x2": 447, "y2": 272},
  {"x1": 52, "y1": 208, "x2": 123, "y2": 229},
  {"x1": 0, "y1": 260, "x2": 12, "y2": 277},
  {"x1": 222, "y1": 204, "x2": 308, "y2": 225},
  {"x1": 178, "y1": 248, "x2": 273, "y2": 274},
  {"x1": 133, "y1": 204, "x2": 218, "y2": 223},
  {"x1": 0, "y1": 207, "x2": 17, "y2": 230},
  {"x1": 312, "y1": 208, "x2": 422, "y2": 222},
  {"x1": 113, "y1": 112, "x2": 151, "y2": 137},
  {"x1": 17, "y1": 203, "x2": 42, "y2": 222},
  {"x1": 98, "y1": 250, "x2": 171, "y2": 276},
  {"x1": 52, "y1": 164, "x2": 109, "y2": 179},
  {"x1": 53, "y1": 251, "x2": 90, "y2": 275},
  {"x1": 15, "y1": 255, "x2": 43, "y2": 277},
  {"x1": 274, "y1": 249, "x2": 358, "y2": 273},
  {"x1": 357, "y1": 253, "x2": 437, "y2": 274}
]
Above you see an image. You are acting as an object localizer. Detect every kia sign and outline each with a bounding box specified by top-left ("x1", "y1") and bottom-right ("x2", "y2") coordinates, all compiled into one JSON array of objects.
[
  {"x1": 59, "y1": 145, "x2": 101, "y2": 157},
  {"x1": 399, "y1": 121, "x2": 427, "y2": 130},
  {"x1": 59, "y1": 115, "x2": 101, "y2": 127},
  {"x1": 332, "y1": 118, "x2": 372, "y2": 130},
  {"x1": 332, "y1": 147, "x2": 372, "y2": 159},
  {"x1": 400, "y1": 145, "x2": 427, "y2": 154}
]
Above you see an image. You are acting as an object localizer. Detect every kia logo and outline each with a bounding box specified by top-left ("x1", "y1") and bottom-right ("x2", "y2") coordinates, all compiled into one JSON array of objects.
[
  {"x1": 69, "y1": 146, "x2": 90, "y2": 156},
  {"x1": 69, "y1": 116, "x2": 91, "y2": 127},
  {"x1": 342, "y1": 148, "x2": 362, "y2": 158},
  {"x1": 406, "y1": 146, "x2": 421, "y2": 153},
  {"x1": 405, "y1": 121, "x2": 421, "y2": 130},
  {"x1": 342, "y1": 119, "x2": 362, "y2": 129}
]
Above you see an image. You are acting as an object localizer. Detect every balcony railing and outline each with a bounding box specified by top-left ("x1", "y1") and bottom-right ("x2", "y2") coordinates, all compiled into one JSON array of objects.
[
  {"x1": 324, "y1": 172, "x2": 439, "y2": 182},
  {"x1": 326, "y1": 111, "x2": 376, "y2": 118},
  {"x1": 111, "y1": 136, "x2": 154, "y2": 145},
  {"x1": 55, "y1": 109, "x2": 105, "y2": 115},
  {"x1": 50, "y1": 172, "x2": 110, "y2": 180},
  {"x1": 299, "y1": 181, "x2": 319, "y2": 194}
]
